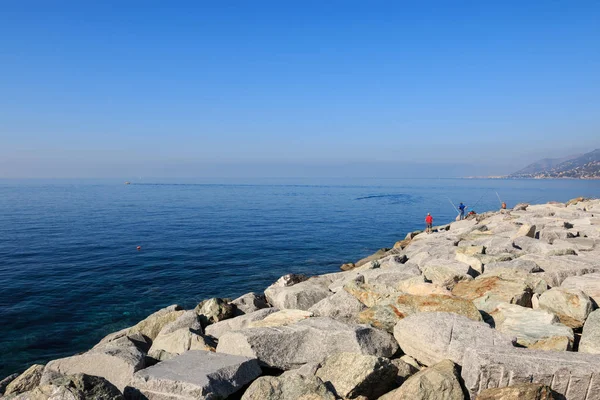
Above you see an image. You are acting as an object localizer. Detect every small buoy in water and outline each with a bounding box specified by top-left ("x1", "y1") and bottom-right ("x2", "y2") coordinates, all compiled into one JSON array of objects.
[{"x1": 136, "y1": 246, "x2": 141, "y2": 251}]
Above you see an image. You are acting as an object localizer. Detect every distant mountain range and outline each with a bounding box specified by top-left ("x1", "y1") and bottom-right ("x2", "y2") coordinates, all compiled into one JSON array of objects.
[{"x1": 509, "y1": 149, "x2": 600, "y2": 179}]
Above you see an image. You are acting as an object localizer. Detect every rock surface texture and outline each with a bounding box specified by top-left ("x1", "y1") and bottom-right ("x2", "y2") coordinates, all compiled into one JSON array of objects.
[
  {"x1": 378, "y1": 359, "x2": 466, "y2": 400},
  {"x1": 461, "y1": 346, "x2": 600, "y2": 399},
  {"x1": 216, "y1": 317, "x2": 398, "y2": 370},
  {"x1": 393, "y1": 312, "x2": 514, "y2": 366},
  {"x1": 314, "y1": 352, "x2": 398, "y2": 399},
  {"x1": 129, "y1": 350, "x2": 261, "y2": 400}
]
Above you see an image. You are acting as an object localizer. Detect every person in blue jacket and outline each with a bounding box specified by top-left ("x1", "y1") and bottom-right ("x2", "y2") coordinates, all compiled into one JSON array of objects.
[{"x1": 458, "y1": 202, "x2": 466, "y2": 220}]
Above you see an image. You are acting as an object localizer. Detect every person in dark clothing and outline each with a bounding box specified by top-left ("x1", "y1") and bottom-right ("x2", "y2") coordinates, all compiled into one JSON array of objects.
[{"x1": 458, "y1": 202, "x2": 466, "y2": 220}]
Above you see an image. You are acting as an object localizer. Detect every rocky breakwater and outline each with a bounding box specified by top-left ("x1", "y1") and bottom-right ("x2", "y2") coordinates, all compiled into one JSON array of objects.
[{"x1": 2, "y1": 197, "x2": 600, "y2": 400}]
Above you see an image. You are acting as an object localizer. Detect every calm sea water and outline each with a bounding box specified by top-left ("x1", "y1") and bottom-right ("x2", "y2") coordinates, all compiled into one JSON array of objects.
[{"x1": 1, "y1": 178, "x2": 599, "y2": 377}]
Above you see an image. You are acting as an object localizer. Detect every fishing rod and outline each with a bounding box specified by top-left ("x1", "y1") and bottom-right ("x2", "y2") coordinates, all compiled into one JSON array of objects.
[
  {"x1": 495, "y1": 191, "x2": 503, "y2": 204},
  {"x1": 469, "y1": 190, "x2": 488, "y2": 211},
  {"x1": 446, "y1": 196, "x2": 460, "y2": 214}
]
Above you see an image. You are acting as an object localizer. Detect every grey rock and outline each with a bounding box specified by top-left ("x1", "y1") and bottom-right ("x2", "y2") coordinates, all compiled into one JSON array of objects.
[
  {"x1": 580, "y1": 309, "x2": 600, "y2": 354},
  {"x1": 489, "y1": 303, "x2": 574, "y2": 349},
  {"x1": 205, "y1": 308, "x2": 279, "y2": 338},
  {"x1": 379, "y1": 359, "x2": 466, "y2": 400},
  {"x1": 521, "y1": 255, "x2": 597, "y2": 287},
  {"x1": 247, "y1": 309, "x2": 312, "y2": 328},
  {"x1": 393, "y1": 312, "x2": 514, "y2": 367},
  {"x1": 157, "y1": 310, "x2": 202, "y2": 335},
  {"x1": 452, "y1": 275, "x2": 534, "y2": 313},
  {"x1": 357, "y1": 293, "x2": 482, "y2": 333},
  {"x1": 129, "y1": 350, "x2": 261, "y2": 400},
  {"x1": 240, "y1": 374, "x2": 335, "y2": 400},
  {"x1": 8, "y1": 373, "x2": 124, "y2": 400},
  {"x1": 0, "y1": 374, "x2": 18, "y2": 396},
  {"x1": 513, "y1": 203, "x2": 529, "y2": 211},
  {"x1": 561, "y1": 272, "x2": 600, "y2": 306},
  {"x1": 231, "y1": 292, "x2": 270, "y2": 315},
  {"x1": 308, "y1": 289, "x2": 366, "y2": 322},
  {"x1": 422, "y1": 259, "x2": 475, "y2": 289},
  {"x1": 265, "y1": 280, "x2": 331, "y2": 311},
  {"x1": 97, "y1": 305, "x2": 184, "y2": 345},
  {"x1": 484, "y1": 258, "x2": 542, "y2": 274},
  {"x1": 148, "y1": 328, "x2": 216, "y2": 361},
  {"x1": 315, "y1": 352, "x2": 398, "y2": 399},
  {"x1": 43, "y1": 335, "x2": 145, "y2": 391},
  {"x1": 194, "y1": 298, "x2": 235, "y2": 327},
  {"x1": 538, "y1": 287, "x2": 593, "y2": 328},
  {"x1": 391, "y1": 358, "x2": 419, "y2": 386},
  {"x1": 4, "y1": 364, "x2": 44, "y2": 396},
  {"x1": 343, "y1": 278, "x2": 399, "y2": 307},
  {"x1": 475, "y1": 383, "x2": 558, "y2": 400},
  {"x1": 512, "y1": 224, "x2": 536, "y2": 239},
  {"x1": 216, "y1": 317, "x2": 398, "y2": 370},
  {"x1": 461, "y1": 346, "x2": 600, "y2": 399},
  {"x1": 280, "y1": 362, "x2": 321, "y2": 378}
]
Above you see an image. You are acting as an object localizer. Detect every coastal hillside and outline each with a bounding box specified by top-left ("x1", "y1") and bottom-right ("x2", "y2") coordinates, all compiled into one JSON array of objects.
[
  {"x1": 1, "y1": 198, "x2": 600, "y2": 399},
  {"x1": 510, "y1": 149, "x2": 600, "y2": 179}
]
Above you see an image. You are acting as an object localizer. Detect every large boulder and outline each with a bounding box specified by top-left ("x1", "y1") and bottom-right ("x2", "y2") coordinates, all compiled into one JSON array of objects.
[
  {"x1": 157, "y1": 310, "x2": 203, "y2": 335},
  {"x1": 343, "y1": 278, "x2": 399, "y2": 307},
  {"x1": 580, "y1": 309, "x2": 600, "y2": 354},
  {"x1": 378, "y1": 359, "x2": 466, "y2": 400},
  {"x1": 422, "y1": 260, "x2": 475, "y2": 289},
  {"x1": 512, "y1": 224, "x2": 536, "y2": 239},
  {"x1": 561, "y1": 272, "x2": 600, "y2": 306},
  {"x1": 357, "y1": 294, "x2": 482, "y2": 333},
  {"x1": 451, "y1": 275, "x2": 533, "y2": 313},
  {"x1": 391, "y1": 358, "x2": 419, "y2": 386},
  {"x1": 240, "y1": 373, "x2": 336, "y2": 400},
  {"x1": 3, "y1": 364, "x2": 44, "y2": 396},
  {"x1": 128, "y1": 350, "x2": 261, "y2": 400},
  {"x1": 393, "y1": 312, "x2": 514, "y2": 367},
  {"x1": 308, "y1": 289, "x2": 366, "y2": 322},
  {"x1": 8, "y1": 373, "x2": 124, "y2": 400},
  {"x1": 42, "y1": 335, "x2": 146, "y2": 391},
  {"x1": 489, "y1": 303, "x2": 574, "y2": 350},
  {"x1": 315, "y1": 352, "x2": 398, "y2": 399},
  {"x1": 0, "y1": 374, "x2": 18, "y2": 396},
  {"x1": 483, "y1": 258, "x2": 541, "y2": 274},
  {"x1": 195, "y1": 298, "x2": 235, "y2": 326},
  {"x1": 205, "y1": 308, "x2": 279, "y2": 338},
  {"x1": 396, "y1": 276, "x2": 452, "y2": 296},
  {"x1": 461, "y1": 346, "x2": 600, "y2": 399},
  {"x1": 248, "y1": 309, "x2": 313, "y2": 328},
  {"x1": 521, "y1": 255, "x2": 597, "y2": 287},
  {"x1": 148, "y1": 328, "x2": 215, "y2": 361},
  {"x1": 231, "y1": 292, "x2": 270, "y2": 315},
  {"x1": 538, "y1": 287, "x2": 593, "y2": 328},
  {"x1": 475, "y1": 383, "x2": 557, "y2": 400},
  {"x1": 265, "y1": 280, "x2": 331, "y2": 311},
  {"x1": 97, "y1": 305, "x2": 184, "y2": 345},
  {"x1": 216, "y1": 317, "x2": 398, "y2": 370}
]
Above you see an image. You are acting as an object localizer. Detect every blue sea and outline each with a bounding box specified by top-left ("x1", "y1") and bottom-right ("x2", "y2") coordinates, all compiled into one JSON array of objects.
[{"x1": 1, "y1": 178, "x2": 599, "y2": 377}]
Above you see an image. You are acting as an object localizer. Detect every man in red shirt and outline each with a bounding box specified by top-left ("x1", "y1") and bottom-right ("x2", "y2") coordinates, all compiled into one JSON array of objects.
[{"x1": 425, "y1": 213, "x2": 433, "y2": 233}]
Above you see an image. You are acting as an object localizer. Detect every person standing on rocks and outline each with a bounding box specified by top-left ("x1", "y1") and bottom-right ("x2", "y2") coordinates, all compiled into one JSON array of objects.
[
  {"x1": 458, "y1": 202, "x2": 466, "y2": 220},
  {"x1": 501, "y1": 201, "x2": 507, "y2": 210},
  {"x1": 425, "y1": 213, "x2": 433, "y2": 233}
]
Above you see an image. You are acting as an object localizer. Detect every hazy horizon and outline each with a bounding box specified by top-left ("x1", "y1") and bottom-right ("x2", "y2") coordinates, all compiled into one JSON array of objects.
[{"x1": 2, "y1": 2, "x2": 599, "y2": 178}]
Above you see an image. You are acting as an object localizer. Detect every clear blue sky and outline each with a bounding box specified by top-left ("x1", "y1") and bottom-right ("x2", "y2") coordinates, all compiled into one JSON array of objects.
[{"x1": 1, "y1": 1, "x2": 599, "y2": 178}]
